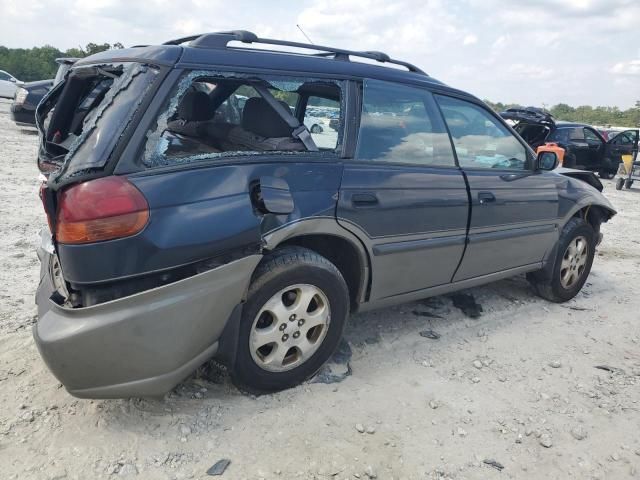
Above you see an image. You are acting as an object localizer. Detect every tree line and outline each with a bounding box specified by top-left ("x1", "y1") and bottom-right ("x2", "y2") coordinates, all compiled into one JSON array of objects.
[
  {"x1": 485, "y1": 100, "x2": 640, "y2": 128},
  {"x1": 0, "y1": 43, "x2": 123, "y2": 81}
]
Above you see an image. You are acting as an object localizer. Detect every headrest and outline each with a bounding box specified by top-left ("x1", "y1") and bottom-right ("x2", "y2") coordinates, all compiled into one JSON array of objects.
[
  {"x1": 178, "y1": 90, "x2": 214, "y2": 122},
  {"x1": 241, "y1": 97, "x2": 293, "y2": 138}
]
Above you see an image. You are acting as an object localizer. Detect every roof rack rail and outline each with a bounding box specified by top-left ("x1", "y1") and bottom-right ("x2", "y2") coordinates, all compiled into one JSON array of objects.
[{"x1": 165, "y1": 30, "x2": 427, "y2": 75}]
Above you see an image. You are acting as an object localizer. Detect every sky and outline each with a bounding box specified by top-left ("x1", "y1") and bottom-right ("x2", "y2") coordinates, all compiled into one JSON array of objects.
[{"x1": 1, "y1": 0, "x2": 639, "y2": 108}]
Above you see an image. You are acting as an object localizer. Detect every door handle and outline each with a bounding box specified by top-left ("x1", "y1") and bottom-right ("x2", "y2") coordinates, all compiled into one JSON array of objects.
[
  {"x1": 478, "y1": 192, "x2": 496, "y2": 204},
  {"x1": 351, "y1": 192, "x2": 379, "y2": 207}
]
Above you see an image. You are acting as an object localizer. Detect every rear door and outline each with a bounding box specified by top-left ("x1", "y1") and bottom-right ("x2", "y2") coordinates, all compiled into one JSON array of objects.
[
  {"x1": 435, "y1": 94, "x2": 559, "y2": 281},
  {"x1": 582, "y1": 127, "x2": 605, "y2": 169},
  {"x1": 565, "y1": 127, "x2": 592, "y2": 169},
  {"x1": 337, "y1": 80, "x2": 469, "y2": 300}
]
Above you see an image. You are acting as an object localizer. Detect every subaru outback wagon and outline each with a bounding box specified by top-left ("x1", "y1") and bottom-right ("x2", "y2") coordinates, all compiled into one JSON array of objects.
[{"x1": 34, "y1": 31, "x2": 615, "y2": 398}]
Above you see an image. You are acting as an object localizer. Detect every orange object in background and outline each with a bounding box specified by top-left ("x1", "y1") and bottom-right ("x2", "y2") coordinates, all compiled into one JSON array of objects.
[{"x1": 536, "y1": 143, "x2": 565, "y2": 166}]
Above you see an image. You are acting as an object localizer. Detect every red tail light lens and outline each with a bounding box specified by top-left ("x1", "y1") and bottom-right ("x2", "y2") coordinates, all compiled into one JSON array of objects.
[{"x1": 56, "y1": 177, "x2": 149, "y2": 244}]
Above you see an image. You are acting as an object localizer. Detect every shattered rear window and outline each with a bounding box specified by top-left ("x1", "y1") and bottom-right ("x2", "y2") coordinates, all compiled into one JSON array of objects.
[
  {"x1": 46, "y1": 63, "x2": 159, "y2": 182},
  {"x1": 142, "y1": 71, "x2": 344, "y2": 168}
]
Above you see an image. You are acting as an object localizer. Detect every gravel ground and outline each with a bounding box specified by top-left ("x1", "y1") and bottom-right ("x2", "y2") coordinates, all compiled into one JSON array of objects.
[{"x1": 1, "y1": 97, "x2": 640, "y2": 480}]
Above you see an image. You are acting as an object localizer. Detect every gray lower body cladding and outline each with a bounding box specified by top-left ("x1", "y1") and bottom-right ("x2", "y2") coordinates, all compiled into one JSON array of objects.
[{"x1": 33, "y1": 253, "x2": 261, "y2": 398}]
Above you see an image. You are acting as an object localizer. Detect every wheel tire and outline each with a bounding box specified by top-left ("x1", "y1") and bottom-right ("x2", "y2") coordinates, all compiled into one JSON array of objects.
[
  {"x1": 310, "y1": 124, "x2": 323, "y2": 134},
  {"x1": 231, "y1": 246, "x2": 349, "y2": 394},
  {"x1": 616, "y1": 177, "x2": 625, "y2": 190},
  {"x1": 529, "y1": 217, "x2": 596, "y2": 303},
  {"x1": 598, "y1": 170, "x2": 612, "y2": 180},
  {"x1": 625, "y1": 179, "x2": 633, "y2": 189}
]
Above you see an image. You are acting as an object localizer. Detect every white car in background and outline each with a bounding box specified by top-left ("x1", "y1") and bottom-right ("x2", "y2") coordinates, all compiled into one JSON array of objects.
[
  {"x1": 304, "y1": 115, "x2": 326, "y2": 133},
  {"x1": 0, "y1": 70, "x2": 22, "y2": 98}
]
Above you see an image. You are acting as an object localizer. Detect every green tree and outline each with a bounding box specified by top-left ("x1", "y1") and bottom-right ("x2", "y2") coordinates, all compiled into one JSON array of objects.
[{"x1": 0, "y1": 42, "x2": 124, "y2": 81}]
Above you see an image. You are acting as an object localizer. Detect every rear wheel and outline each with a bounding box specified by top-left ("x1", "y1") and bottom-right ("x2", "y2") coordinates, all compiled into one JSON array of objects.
[
  {"x1": 231, "y1": 247, "x2": 349, "y2": 393},
  {"x1": 529, "y1": 217, "x2": 595, "y2": 303},
  {"x1": 310, "y1": 124, "x2": 323, "y2": 134},
  {"x1": 616, "y1": 177, "x2": 625, "y2": 190},
  {"x1": 625, "y1": 179, "x2": 634, "y2": 189},
  {"x1": 599, "y1": 170, "x2": 615, "y2": 180}
]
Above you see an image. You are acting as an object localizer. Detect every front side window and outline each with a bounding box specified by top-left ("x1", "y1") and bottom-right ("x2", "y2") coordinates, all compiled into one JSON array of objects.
[
  {"x1": 356, "y1": 79, "x2": 456, "y2": 167},
  {"x1": 436, "y1": 95, "x2": 528, "y2": 170},
  {"x1": 143, "y1": 72, "x2": 343, "y2": 168},
  {"x1": 612, "y1": 131, "x2": 638, "y2": 145},
  {"x1": 584, "y1": 128, "x2": 603, "y2": 145}
]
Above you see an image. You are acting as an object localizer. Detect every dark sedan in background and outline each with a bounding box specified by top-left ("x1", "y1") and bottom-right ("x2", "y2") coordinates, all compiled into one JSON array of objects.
[
  {"x1": 10, "y1": 58, "x2": 77, "y2": 127},
  {"x1": 11, "y1": 79, "x2": 53, "y2": 126}
]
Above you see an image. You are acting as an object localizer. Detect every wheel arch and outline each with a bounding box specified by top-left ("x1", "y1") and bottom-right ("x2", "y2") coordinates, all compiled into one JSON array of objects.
[
  {"x1": 565, "y1": 201, "x2": 616, "y2": 235},
  {"x1": 261, "y1": 219, "x2": 371, "y2": 311}
]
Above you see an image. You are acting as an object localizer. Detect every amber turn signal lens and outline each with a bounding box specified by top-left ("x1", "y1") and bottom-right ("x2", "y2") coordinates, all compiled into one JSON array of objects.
[{"x1": 55, "y1": 176, "x2": 149, "y2": 244}]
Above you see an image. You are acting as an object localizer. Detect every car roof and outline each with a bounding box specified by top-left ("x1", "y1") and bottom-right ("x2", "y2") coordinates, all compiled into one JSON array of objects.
[
  {"x1": 555, "y1": 121, "x2": 593, "y2": 128},
  {"x1": 74, "y1": 32, "x2": 477, "y2": 101}
]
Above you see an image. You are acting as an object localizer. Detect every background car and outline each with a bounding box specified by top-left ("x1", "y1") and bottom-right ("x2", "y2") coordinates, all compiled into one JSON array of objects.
[
  {"x1": 501, "y1": 107, "x2": 638, "y2": 178},
  {"x1": 0, "y1": 69, "x2": 21, "y2": 98},
  {"x1": 11, "y1": 79, "x2": 53, "y2": 126},
  {"x1": 304, "y1": 115, "x2": 325, "y2": 133},
  {"x1": 10, "y1": 58, "x2": 77, "y2": 127}
]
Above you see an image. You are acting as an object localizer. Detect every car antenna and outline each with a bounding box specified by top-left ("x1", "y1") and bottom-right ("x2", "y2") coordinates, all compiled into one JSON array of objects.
[{"x1": 296, "y1": 24, "x2": 314, "y2": 44}]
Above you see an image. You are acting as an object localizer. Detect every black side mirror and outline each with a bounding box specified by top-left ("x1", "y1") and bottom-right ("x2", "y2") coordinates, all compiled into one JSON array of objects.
[{"x1": 537, "y1": 151, "x2": 559, "y2": 171}]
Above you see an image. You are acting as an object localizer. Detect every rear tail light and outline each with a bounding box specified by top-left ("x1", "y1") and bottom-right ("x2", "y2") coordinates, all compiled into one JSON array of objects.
[{"x1": 55, "y1": 177, "x2": 149, "y2": 244}]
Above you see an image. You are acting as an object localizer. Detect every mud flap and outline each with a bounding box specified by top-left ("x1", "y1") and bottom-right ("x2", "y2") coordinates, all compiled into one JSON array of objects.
[{"x1": 215, "y1": 303, "x2": 244, "y2": 367}]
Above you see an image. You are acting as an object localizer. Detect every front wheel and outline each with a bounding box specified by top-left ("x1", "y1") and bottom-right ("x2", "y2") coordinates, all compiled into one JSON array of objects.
[
  {"x1": 625, "y1": 179, "x2": 634, "y2": 189},
  {"x1": 231, "y1": 247, "x2": 349, "y2": 393},
  {"x1": 616, "y1": 177, "x2": 625, "y2": 190},
  {"x1": 529, "y1": 218, "x2": 595, "y2": 303}
]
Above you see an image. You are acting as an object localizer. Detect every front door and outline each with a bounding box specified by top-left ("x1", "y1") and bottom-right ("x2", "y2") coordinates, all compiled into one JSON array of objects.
[
  {"x1": 337, "y1": 80, "x2": 469, "y2": 300},
  {"x1": 605, "y1": 129, "x2": 639, "y2": 172},
  {"x1": 434, "y1": 94, "x2": 560, "y2": 281}
]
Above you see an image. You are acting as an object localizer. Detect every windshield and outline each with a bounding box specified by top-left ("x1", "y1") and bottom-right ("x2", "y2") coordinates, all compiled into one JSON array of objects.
[{"x1": 40, "y1": 62, "x2": 159, "y2": 182}]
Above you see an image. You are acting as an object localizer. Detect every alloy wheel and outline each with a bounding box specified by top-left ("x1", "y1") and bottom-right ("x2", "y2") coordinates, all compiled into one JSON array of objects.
[
  {"x1": 560, "y1": 235, "x2": 589, "y2": 289},
  {"x1": 249, "y1": 284, "x2": 331, "y2": 372}
]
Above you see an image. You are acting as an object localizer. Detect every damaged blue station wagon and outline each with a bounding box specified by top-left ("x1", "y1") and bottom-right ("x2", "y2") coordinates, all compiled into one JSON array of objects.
[{"x1": 34, "y1": 31, "x2": 615, "y2": 398}]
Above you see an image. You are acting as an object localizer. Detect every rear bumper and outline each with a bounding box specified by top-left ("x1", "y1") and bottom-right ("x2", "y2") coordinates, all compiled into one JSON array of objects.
[
  {"x1": 10, "y1": 104, "x2": 35, "y2": 126},
  {"x1": 34, "y1": 252, "x2": 261, "y2": 398}
]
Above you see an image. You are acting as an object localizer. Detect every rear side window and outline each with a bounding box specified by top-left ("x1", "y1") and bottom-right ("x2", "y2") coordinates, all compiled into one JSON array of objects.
[
  {"x1": 435, "y1": 95, "x2": 528, "y2": 170},
  {"x1": 356, "y1": 79, "x2": 455, "y2": 167},
  {"x1": 568, "y1": 128, "x2": 585, "y2": 141},
  {"x1": 547, "y1": 128, "x2": 568, "y2": 143},
  {"x1": 143, "y1": 72, "x2": 343, "y2": 168}
]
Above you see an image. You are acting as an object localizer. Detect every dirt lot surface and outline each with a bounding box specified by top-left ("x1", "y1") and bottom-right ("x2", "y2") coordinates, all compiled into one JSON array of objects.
[{"x1": 1, "y1": 98, "x2": 640, "y2": 480}]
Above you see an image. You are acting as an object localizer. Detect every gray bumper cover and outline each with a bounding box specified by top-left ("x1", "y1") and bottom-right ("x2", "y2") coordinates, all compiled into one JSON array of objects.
[{"x1": 33, "y1": 254, "x2": 261, "y2": 398}]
